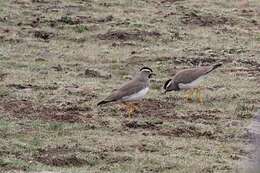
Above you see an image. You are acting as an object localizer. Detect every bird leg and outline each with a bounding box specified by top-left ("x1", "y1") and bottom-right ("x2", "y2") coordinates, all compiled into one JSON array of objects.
[
  {"x1": 195, "y1": 87, "x2": 203, "y2": 103},
  {"x1": 184, "y1": 89, "x2": 194, "y2": 101},
  {"x1": 121, "y1": 102, "x2": 137, "y2": 118},
  {"x1": 132, "y1": 102, "x2": 140, "y2": 113},
  {"x1": 128, "y1": 103, "x2": 135, "y2": 118}
]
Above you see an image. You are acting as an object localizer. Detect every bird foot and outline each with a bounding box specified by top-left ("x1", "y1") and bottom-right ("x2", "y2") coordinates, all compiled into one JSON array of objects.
[
  {"x1": 184, "y1": 90, "x2": 194, "y2": 102},
  {"x1": 121, "y1": 102, "x2": 139, "y2": 118},
  {"x1": 195, "y1": 88, "x2": 204, "y2": 104}
]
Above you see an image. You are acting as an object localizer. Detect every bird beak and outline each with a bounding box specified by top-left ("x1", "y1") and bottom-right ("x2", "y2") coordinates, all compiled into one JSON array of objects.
[
  {"x1": 150, "y1": 73, "x2": 156, "y2": 77},
  {"x1": 161, "y1": 89, "x2": 167, "y2": 94}
]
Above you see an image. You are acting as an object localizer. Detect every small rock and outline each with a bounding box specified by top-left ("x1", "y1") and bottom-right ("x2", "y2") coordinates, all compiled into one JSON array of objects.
[
  {"x1": 84, "y1": 68, "x2": 111, "y2": 79},
  {"x1": 39, "y1": 70, "x2": 48, "y2": 75},
  {"x1": 51, "y1": 64, "x2": 62, "y2": 71},
  {"x1": 34, "y1": 30, "x2": 54, "y2": 40},
  {"x1": 35, "y1": 58, "x2": 47, "y2": 62}
]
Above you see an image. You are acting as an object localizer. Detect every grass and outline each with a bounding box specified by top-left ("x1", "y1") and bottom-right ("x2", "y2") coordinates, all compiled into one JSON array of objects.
[{"x1": 0, "y1": 0, "x2": 260, "y2": 172}]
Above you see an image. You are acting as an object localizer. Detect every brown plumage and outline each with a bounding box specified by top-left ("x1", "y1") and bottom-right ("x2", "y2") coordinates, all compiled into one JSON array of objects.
[
  {"x1": 97, "y1": 67, "x2": 154, "y2": 106},
  {"x1": 163, "y1": 63, "x2": 222, "y2": 92},
  {"x1": 173, "y1": 63, "x2": 222, "y2": 85},
  {"x1": 97, "y1": 78, "x2": 147, "y2": 105}
]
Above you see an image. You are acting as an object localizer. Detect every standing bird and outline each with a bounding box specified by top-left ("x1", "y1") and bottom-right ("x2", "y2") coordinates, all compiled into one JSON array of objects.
[
  {"x1": 97, "y1": 67, "x2": 155, "y2": 116},
  {"x1": 163, "y1": 63, "x2": 222, "y2": 102}
]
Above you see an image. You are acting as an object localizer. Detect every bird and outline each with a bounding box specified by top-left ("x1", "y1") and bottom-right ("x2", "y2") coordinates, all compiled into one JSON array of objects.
[
  {"x1": 97, "y1": 67, "x2": 155, "y2": 116},
  {"x1": 163, "y1": 63, "x2": 222, "y2": 102}
]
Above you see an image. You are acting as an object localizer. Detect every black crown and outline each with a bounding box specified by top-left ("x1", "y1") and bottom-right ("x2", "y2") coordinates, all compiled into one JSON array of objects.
[{"x1": 140, "y1": 67, "x2": 153, "y2": 72}]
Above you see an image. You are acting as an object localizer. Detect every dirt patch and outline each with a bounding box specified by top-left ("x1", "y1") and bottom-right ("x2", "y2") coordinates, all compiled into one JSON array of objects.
[
  {"x1": 180, "y1": 9, "x2": 235, "y2": 26},
  {"x1": 35, "y1": 145, "x2": 88, "y2": 167},
  {"x1": 47, "y1": 15, "x2": 113, "y2": 28},
  {"x1": 129, "y1": 143, "x2": 160, "y2": 153},
  {"x1": 83, "y1": 68, "x2": 111, "y2": 79},
  {"x1": 35, "y1": 144, "x2": 131, "y2": 167},
  {"x1": 1, "y1": 100, "x2": 36, "y2": 115},
  {"x1": 236, "y1": 59, "x2": 260, "y2": 68},
  {"x1": 152, "y1": 55, "x2": 230, "y2": 66},
  {"x1": 0, "y1": 27, "x2": 21, "y2": 43},
  {"x1": 161, "y1": 0, "x2": 184, "y2": 3},
  {"x1": 104, "y1": 154, "x2": 132, "y2": 164},
  {"x1": 0, "y1": 99, "x2": 92, "y2": 123},
  {"x1": 7, "y1": 84, "x2": 58, "y2": 90},
  {"x1": 122, "y1": 120, "x2": 162, "y2": 130},
  {"x1": 177, "y1": 110, "x2": 222, "y2": 122},
  {"x1": 58, "y1": 16, "x2": 82, "y2": 25},
  {"x1": 97, "y1": 29, "x2": 161, "y2": 41},
  {"x1": 36, "y1": 154, "x2": 87, "y2": 167},
  {"x1": 158, "y1": 125, "x2": 215, "y2": 139},
  {"x1": 33, "y1": 30, "x2": 54, "y2": 40},
  {"x1": 39, "y1": 106, "x2": 91, "y2": 123},
  {"x1": 224, "y1": 67, "x2": 260, "y2": 78},
  {"x1": 129, "y1": 99, "x2": 177, "y2": 118},
  {"x1": 0, "y1": 72, "x2": 8, "y2": 81}
]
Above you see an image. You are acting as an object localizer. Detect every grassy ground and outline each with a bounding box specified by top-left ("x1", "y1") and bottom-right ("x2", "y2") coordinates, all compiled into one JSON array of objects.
[{"x1": 0, "y1": 0, "x2": 260, "y2": 172}]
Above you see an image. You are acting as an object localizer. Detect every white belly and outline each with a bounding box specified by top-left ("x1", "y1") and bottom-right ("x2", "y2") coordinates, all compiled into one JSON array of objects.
[
  {"x1": 122, "y1": 87, "x2": 149, "y2": 101},
  {"x1": 178, "y1": 76, "x2": 205, "y2": 90}
]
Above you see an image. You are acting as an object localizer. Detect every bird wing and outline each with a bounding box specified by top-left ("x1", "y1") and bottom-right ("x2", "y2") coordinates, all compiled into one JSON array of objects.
[
  {"x1": 174, "y1": 66, "x2": 212, "y2": 84},
  {"x1": 102, "y1": 79, "x2": 146, "y2": 103}
]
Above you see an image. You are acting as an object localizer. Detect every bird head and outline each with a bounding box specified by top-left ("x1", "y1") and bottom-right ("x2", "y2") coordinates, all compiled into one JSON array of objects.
[{"x1": 139, "y1": 67, "x2": 156, "y2": 79}]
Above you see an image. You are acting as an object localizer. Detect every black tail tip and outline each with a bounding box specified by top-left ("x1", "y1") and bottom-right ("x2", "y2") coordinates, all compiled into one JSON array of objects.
[
  {"x1": 97, "y1": 100, "x2": 107, "y2": 106},
  {"x1": 214, "y1": 63, "x2": 223, "y2": 68}
]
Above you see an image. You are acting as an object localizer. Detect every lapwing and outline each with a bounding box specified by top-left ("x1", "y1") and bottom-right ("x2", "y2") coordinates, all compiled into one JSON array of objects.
[
  {"x1": 97, "y1": 67, "x2": 155, "y2": 116},
  {"x1": 163, "y1": 63, "x2": 222, "y2": 102}
]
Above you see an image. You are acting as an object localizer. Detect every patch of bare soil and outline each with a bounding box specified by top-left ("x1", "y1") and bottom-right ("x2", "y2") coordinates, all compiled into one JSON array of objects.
[
  {"x1": 127, "y1": 55, "x2": 229, "y2": 66},
  {"x1": 104, "y1": 155, "x2": 132, "y2": 164},
  {"x1": 77, "y1": 15, "x2": 114, "y2": 24},
  {"x1": 0, "y1": 99, "x2": 92, "y2": 123},
  {"x1": 36, "y1": 155, "x2": 87, "y2": 167},
  {"x1": 158, "y1": 124, "x2": 215, "y2": 139},
  {"x1": 177, "y1": 110, "x2": 222, "y2": 122},
  {"x1": 83, "y1": 68, "x2": 111, "y2": 79},
  {"x1": 122, "y1": 120, "x2": 162, "y2": 130},
  {"x1": 7, "y1": 84, "x2": 58, "y2": 90},
  {"x1": 0, "y1": 72, "x2": 8, "y2": 81},
  {"x1": 180, "y1": 9, "x2": 235, "y2": 26},
  {"x1": 97, "y1": 29, "x2": 161, "y2": 41},
  {"x1": 161, "y1": 0, "x2": 184, "y2": 3},
  {"x1": 34, "y1": 144, "x2": 132, "y2": 167},
  {"x1": 44, "y1": 15, "x2": 113, "y2": 28},
  {"x1": 35, "y1": 145, "x2": 88, "y2": 167},
  {"x1": 33, "y1": 30, "x2": 54, "y2": 40},
  {"x1": 129, "y1": 143, "x2": 160, "y2": 153},
  {"x1": 0, "y1": 27, "x2": 21, "y2": 43},
  {"x1": 236, "y1": 59, "x2": 260, "y2": 68},
  {"x1": 224, "y1": 67, "x2": 260, "y2": 78},
  {"x1": 126, "y1": 99, "x2": 177, "y2": 118},
  {"x1": 0, "y1": 164, "x2": 28, "y2": 172},
  {"x1": 171, "y1": 56, "x2": 230, "y2": 65},
  {"x1": 58, "y1": 16, "x2": 83, "y2": 25}
]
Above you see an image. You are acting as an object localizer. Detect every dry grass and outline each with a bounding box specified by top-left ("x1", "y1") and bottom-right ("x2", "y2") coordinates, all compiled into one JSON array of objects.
[{"x1": 0, "y1": 0, "x2": 260, "y2": 172}]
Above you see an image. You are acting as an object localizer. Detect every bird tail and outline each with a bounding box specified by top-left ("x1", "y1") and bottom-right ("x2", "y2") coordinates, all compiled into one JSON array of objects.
[
  {"x1": 208, "y1": 63, "x2": 222, "y2": 73},
  {"x1": 97, "y1": 100, "x2": 109, "y2": 106}
]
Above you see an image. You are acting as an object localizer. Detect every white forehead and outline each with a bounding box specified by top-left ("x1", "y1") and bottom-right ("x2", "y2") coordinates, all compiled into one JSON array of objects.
[
  {"x1": 166, "y1": 80, "x2": 172, "y2": 88},
  {"x1": 141, "y1": 69, "x2": 152, "y2": 73}
]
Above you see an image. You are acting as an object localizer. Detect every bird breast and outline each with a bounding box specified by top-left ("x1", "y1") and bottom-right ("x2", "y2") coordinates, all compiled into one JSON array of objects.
[
  {"x1": 122, "y1": 87, "x2": 149, "y2": 101},
  {"x1": 178, "y1": 76, "x2": 205, "y2": 90}
]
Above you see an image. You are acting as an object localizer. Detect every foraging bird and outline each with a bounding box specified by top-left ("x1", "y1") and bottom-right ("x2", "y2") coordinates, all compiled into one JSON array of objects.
[
  {"x1": 97, "y1": 67, "x2": 155, "y2": 116},
  {"x1": 163, "y1": 63, "x2": 222, "y2": 102}
]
